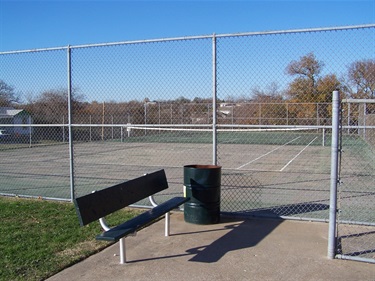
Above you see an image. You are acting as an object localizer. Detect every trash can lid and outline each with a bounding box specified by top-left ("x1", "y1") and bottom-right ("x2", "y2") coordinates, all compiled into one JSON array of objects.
[{"x1": 184, "y1": 164, "x2": 221, "y2": 169}]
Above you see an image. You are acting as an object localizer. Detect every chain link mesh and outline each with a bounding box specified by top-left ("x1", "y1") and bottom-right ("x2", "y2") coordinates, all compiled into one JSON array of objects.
[
  {"x1": 0, "y1": 26, "x2": 374, "y2": 262},
  {"x1": 69, "y1": 38, "x2": 213, "y2": 204},
  {"x1": 0, "y1": 49, "x2": 71, "y2": 199},
  {"x1": 337, "y1": 101, "x2": 375, "y2": 261}
]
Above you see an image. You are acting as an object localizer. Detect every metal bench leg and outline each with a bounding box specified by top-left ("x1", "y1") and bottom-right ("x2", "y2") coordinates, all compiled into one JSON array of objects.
[
  {"x1": 165, "y1": 212, "x2": 170, "y2": 237},
  {"x1": 119, "y1": 238, "x2": 126, "y2": 264}
]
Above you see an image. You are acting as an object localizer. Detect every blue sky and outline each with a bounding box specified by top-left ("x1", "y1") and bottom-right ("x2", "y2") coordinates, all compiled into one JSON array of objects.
[
  {"x1": 0, "y1": 1, "x2": 374, "y2": 103},
  {"x1": 0, "y1": 0, "x2": 374, "y2": 52}
]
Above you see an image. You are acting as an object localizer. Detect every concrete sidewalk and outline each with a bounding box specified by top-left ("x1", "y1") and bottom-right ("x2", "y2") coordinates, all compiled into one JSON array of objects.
[{"x1": 48, "y1": 213, "x2": 375, "y2": 281}]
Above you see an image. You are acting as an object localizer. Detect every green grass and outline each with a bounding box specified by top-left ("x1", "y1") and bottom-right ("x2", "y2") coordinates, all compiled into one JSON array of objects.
[{"x1": 0, "y1": 196, "x2": 140, "y2": 281}]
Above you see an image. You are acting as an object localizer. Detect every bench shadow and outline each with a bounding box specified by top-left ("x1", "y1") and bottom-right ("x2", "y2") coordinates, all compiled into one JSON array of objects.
[
  {"x1": 128, "y1": 202, "x2": 329, "y2": 264},
  {"x1": 126, "y1": 218, "x2": 280, "y2": 264},
  {"x1": 186, "y1": 217, "x2": 283, "y2": 263},
  {"x1": 186, "y1": 202, "x2": 329, "y2": 263}
]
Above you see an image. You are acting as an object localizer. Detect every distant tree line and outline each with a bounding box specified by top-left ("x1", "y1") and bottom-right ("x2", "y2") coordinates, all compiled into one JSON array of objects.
[{"x1": 1, "y1": 53, "x2": 374, "y2": 127}]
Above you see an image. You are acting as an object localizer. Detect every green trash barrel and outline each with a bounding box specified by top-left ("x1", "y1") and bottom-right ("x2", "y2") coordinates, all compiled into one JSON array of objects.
[{"x1": 183, "y1": 164, "x2": 221, "y2": 224}]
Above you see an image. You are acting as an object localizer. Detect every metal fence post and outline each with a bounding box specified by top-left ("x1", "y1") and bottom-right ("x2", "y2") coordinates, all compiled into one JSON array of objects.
[
  {"x1": 62, "y1": 115, "x2": 65, "y2": 143},
  {"x1": 212, "y1": 33, "x2": 217, "y2": 165},
  {"x1": 67, "y1": 45, "x2": 75, "y2": 202},
  {"x1": 29, "y1": 115, "x2": 32, "y2": 148},
  {"x1": 328, "y1": 90, "x2": 340, "y2": 259}
]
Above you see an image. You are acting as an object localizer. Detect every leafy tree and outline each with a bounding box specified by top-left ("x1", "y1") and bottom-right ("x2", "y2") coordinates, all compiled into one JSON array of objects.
[
  {"x1": 285, "y1": 53, "x2": 346, "y2": 124},
  {"x1": 0, "y1": 79, "x2": 20, "y2": 106},
  {"x1": 287, "y1": 53, "x2": 323, "y2": 83},
  {"x1": 193, "y1": 97, "x2": 212, "y2": 103},
  {"x1": 286, "y1": 53, "x2": 343, "y2": 103},
  {"x1": 316, "y1": 74, "x2": 343, "y2": 102},
  {"x1": 347, "y1": 59, "x2": 375, "y2": 99},
  {"x1": 175, "y1": 96, "x2": 190, "y2": 103}
]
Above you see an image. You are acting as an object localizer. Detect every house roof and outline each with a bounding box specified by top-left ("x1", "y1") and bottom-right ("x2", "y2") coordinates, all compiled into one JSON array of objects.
[{"x1": 0, "y1": 107, "x2": 26, "y2": 119}]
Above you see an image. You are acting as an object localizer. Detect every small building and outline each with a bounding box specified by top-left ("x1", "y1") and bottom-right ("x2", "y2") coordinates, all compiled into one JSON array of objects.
[{"x1": 0, "y1": 107, "x2": 32, "y2": 136}]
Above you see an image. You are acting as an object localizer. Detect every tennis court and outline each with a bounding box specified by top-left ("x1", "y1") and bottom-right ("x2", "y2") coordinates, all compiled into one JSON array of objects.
[
  {"x1": 1, "y1": 127, "x2": 372, "y2": 217},
  {"x1": 0, "y1": 127, "x2": 359, "y2": 222}
]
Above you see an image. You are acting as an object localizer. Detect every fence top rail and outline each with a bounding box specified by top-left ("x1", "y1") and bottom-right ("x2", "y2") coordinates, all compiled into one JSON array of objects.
[
  {"x1": 1, "y1": 24, "x2": 374, "y2": 55},
  {"x1": 0, "y1": 123, "x2": 334, "y2": 129},
  {"x1": 0, "y1": 46, "x2": 68, "y2": 55},
  {"x1": 342, "y1": 99, "x2": 375, "y2": 104},
  {"x1": 215, "y1": 23, "x2": 375, "y2": 38}
]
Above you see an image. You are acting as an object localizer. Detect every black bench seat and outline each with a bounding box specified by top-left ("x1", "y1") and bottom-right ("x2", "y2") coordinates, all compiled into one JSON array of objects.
[
  {"x1": 96, "y1": 196, "x2": 188, "y2": 241},
  {"x1": 73, "y1": 169, "x2": 189, "y2": 264}
]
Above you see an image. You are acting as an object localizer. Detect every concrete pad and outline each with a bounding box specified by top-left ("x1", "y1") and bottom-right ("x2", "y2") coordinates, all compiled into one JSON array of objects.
[{"x1": 47, "y1": 213, "x2": 375, "y2": 281}]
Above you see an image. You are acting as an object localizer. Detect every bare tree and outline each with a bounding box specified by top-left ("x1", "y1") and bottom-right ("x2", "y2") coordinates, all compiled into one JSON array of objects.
[
  {"x1": 29, "y1": 88, "x2": 85, "y2": 124},
  {"x1": 251, "y1": 82, "x2": 284, "y2": 102},
  {"x1": 0, "y1": 79, "x2": 20, "y2": 106}
]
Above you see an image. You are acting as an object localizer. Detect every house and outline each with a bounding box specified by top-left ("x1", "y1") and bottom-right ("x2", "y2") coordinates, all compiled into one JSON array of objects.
[
  {"x1": 0, "y1": 107, "x2": 32, "y2": 136},
  {"x1": 219, "y1": 103, "x2": 236, "y2": 116}
]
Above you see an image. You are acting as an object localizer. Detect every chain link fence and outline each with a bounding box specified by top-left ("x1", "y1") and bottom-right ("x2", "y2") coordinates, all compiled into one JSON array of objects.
[
  {"x1": 68, "y1": 37, "x2": 213, "y2": 207},
  {"x1": 0, "y1": 48, "x2": 71, "y2": 200},
  {"x1": 215, "y1": 27, "x2": 373, "y2": 228},
  {"x1": 1, "y1": 25, "x2": 374, "y2": 263},
  {"x1": 336, "y1": 100, "x2": 375, "y2": 262}
]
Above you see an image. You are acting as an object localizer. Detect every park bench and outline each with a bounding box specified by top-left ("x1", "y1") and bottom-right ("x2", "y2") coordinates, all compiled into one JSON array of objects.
[{"x1": 73, "y1": 169, "x2": 190, "y2": 264}]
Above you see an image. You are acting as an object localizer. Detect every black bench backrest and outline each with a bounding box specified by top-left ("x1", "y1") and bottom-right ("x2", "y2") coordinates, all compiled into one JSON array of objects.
[{"x1": 74, "y1": 169, "x2": 168, "y2": 226}]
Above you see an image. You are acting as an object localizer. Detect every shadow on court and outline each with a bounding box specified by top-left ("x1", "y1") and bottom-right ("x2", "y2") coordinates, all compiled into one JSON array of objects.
[
  {"x1": 184, "y1": 202, "x2": 329, "y2": 263},
  {"x1": 125, "y1": 202, "x2": 329, "y2": 264},
  {"x1": 245, "y1": 202, "x2": 330, "y2": 217},
  {"x1": 185, "y1": 217, "x2": 283, "y2": 263},
  {"x1": 47, "y1": 211, "x2": 375, "y2": 281},
  {"x1": 124, "y1": 217, "x2": 283, "y2": 264}
]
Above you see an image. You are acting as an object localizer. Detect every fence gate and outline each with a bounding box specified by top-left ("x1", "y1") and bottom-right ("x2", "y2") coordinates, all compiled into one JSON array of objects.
[{"x1": 336, "y1": 99, "x2": 375, "y2": 263}]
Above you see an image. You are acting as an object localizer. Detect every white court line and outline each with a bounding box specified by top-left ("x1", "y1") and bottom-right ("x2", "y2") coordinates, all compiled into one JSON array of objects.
[
  {"x1": 236, "y1": 136, "x2": 301, "y2": 170},
  {"x1": 279, "y1": 137, "x2": 317, "y2": 172}
]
